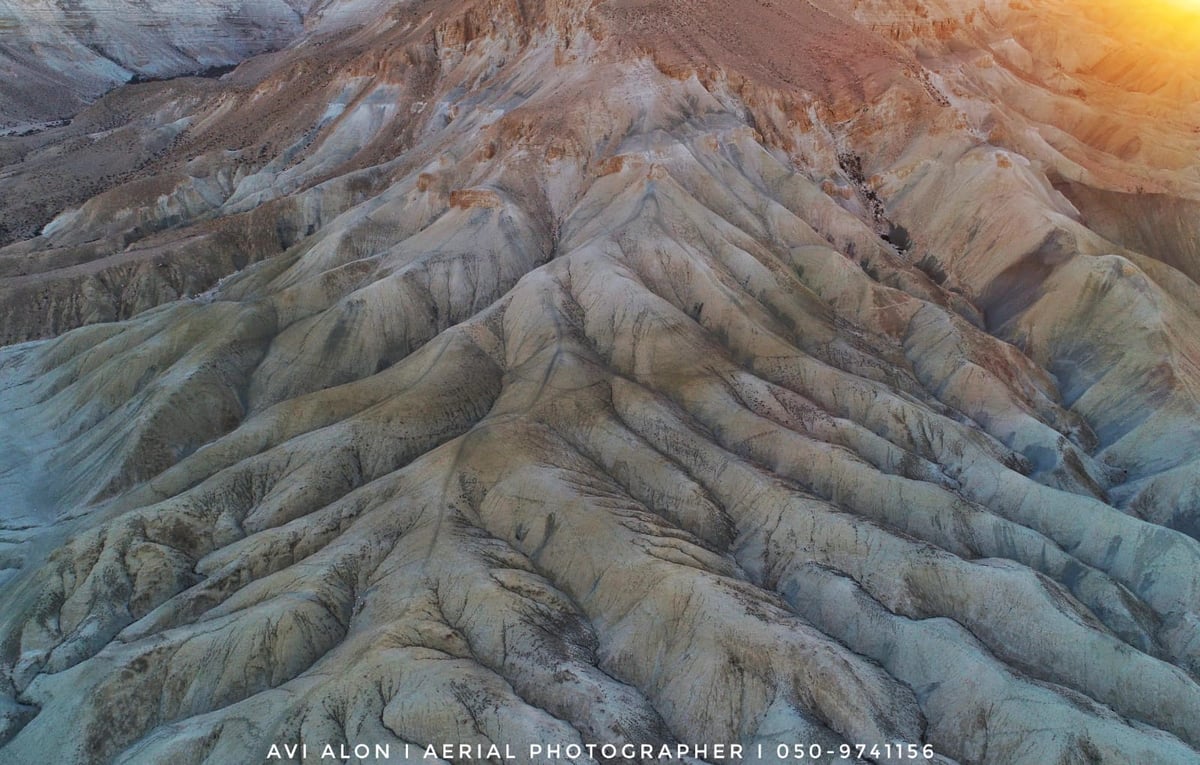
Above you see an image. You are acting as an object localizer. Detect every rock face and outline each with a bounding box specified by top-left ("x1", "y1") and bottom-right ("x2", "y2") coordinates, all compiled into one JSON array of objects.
[
  {"x1": 0, "y1": 0, "x2": 317, "y2": 132},
  {"x1": 1, "y1": 0, "x2": 1200, "y2": 763}
]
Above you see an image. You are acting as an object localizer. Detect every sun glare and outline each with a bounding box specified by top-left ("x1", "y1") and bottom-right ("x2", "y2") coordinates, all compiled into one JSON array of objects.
[
  {"x1": 1148, "y1": 0, "x2": 1200, "y2": 21},
  {"x1": 1155, "y1": 1, "x2": 1200, "y2": 44},
  {"x1": 1099, "y1": 0, "x2": 1200, "y2": 51}
]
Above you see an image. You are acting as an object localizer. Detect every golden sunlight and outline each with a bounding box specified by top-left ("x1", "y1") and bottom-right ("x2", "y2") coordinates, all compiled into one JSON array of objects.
[
  {"x1": 1139, "y1": 0, "x2": 1200, "y2": 23},
  {"x1": 1092, "y1": 0, "x2": 1200, "y2": 51}
]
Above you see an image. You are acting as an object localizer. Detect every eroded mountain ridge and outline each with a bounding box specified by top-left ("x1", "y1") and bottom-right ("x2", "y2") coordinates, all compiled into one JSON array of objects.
[{"x1": 1, "y1": 0, "x2": 1200, "y2": 763}]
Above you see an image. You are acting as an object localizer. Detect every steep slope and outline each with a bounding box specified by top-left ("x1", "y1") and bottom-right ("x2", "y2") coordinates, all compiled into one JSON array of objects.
[
  {"x1": 1, "y1": 1, "x2": 1200, "y2": 764},
  {"x1": 0, "y1": 0, "x2": 318, "y2": 132}
]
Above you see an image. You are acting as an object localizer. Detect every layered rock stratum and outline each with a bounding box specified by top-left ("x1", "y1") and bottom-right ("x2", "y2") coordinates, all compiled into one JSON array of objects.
[
  {"x1": 2, "y1": 0, "x2": 1200, "y2": 763},
  {"x1": 0, "y1": 0, "x2": 318, "y2": 133}
]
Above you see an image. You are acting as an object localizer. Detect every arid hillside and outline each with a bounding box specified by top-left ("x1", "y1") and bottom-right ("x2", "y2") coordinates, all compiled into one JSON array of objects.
[
  {"x1": 0, "y1": 0, "x2": 319, "y2": 132},
  {"x1": 1, "y1": 1, "x2": 1200, "y2": 763}
]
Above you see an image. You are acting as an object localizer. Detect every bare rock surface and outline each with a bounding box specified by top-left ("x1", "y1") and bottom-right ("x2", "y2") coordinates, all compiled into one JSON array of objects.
[
  {"x1": 2, "y1": 1, "x2": 1200, "y2": 764},
  {"x1": 0, "y1": 0, "x2": 320, "y2": 131}
]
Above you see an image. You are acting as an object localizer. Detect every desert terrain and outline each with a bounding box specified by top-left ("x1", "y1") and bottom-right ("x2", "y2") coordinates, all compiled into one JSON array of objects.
[{"x1": 1, "y1": 0, "x2": 1200, "y2": 763}]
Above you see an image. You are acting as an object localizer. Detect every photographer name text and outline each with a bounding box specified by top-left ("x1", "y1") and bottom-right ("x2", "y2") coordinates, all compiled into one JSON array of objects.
[{"x1": 268, "y1": 741, "x2": 936, "y2": 761}]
